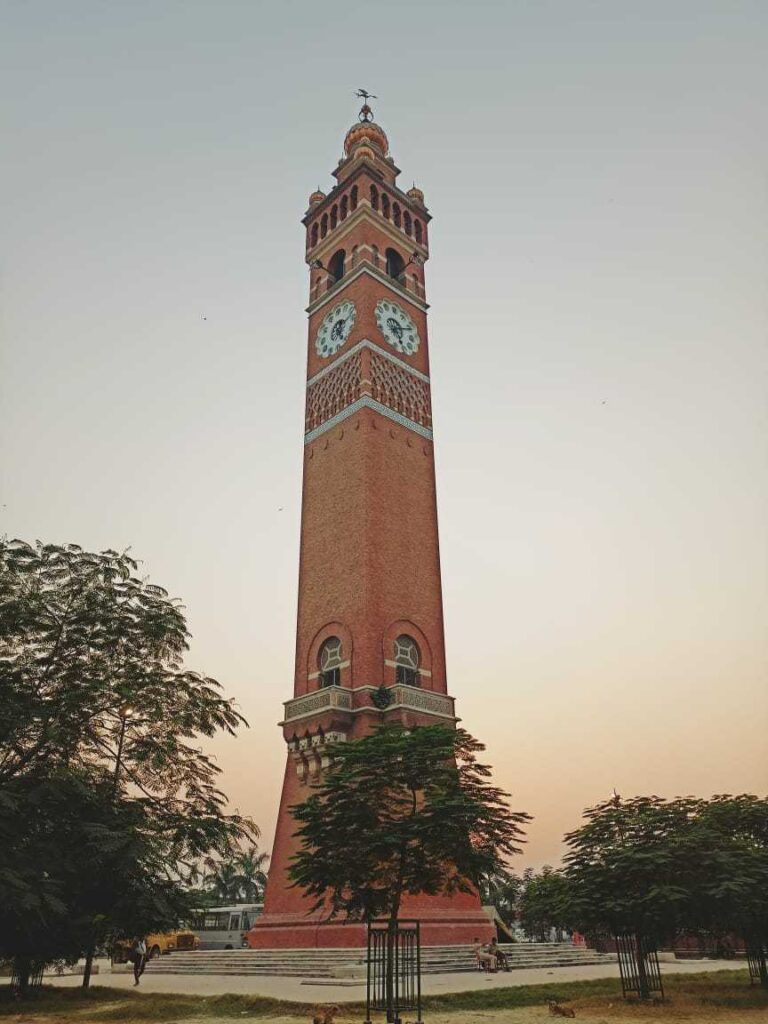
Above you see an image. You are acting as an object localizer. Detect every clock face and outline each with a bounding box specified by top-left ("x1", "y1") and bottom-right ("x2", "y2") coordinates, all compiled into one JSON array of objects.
[
  {"x1": 315, "y1": 300, "x2": 357, "y2": 358},
  {"x1": 374, "y1": 299, "x2": 420, "y2": 355}
]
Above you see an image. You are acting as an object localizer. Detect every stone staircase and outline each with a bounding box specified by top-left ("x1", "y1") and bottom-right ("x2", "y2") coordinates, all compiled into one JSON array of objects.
[{"x1": 145, "y1": 942, "x2": 617, "y2": 978}]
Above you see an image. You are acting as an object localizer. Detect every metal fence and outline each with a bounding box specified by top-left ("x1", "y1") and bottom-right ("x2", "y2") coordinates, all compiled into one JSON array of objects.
[
  {"x1": 366, "y1": 919, "x2": 422, "y2": 1024},
  {"x1": 747, "y1": 944, "x2": 768, "y2": 987},
  {"x1": 614, "y1": 933, "x2": 664, "y2": 1000}
]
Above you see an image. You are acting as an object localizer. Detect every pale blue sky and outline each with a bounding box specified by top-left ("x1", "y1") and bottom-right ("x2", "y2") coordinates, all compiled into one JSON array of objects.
[{"x1": 2, "y1": 0, "x2": 767, "y2": 867}]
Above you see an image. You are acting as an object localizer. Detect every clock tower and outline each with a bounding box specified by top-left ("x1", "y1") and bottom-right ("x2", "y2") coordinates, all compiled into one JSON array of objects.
[{"x1": 249, "y1": 101, "x2": 492, "y2": 949}]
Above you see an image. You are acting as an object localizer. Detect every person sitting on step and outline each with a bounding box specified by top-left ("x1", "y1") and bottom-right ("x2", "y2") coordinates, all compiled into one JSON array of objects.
[{"x1": 472, "y1": 937, "x2": 497, "y2": 972}]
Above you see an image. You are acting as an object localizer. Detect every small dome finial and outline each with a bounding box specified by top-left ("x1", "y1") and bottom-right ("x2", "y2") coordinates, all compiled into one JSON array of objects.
[{"x1": 344, "y1": 89, "x2": 388, "y2": 158}]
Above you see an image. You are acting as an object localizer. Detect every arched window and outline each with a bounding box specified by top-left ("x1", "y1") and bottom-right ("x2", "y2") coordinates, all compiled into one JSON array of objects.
[
  {"x1": 340, "y1": 195, "x2": 348, "y2": 220},
  {"x1": 394, "y1": 635, "x2": 420, "y2": 687},
  {"x1": 392, "y1": 202, "x2": 401, "y2": 228},
  {"x1": 385, "y1": 247, "x2": 405, "y2": 280},
  {"x1": 318, "y1": 637, "x2": 343, "y2": 688},
  {"x1": 310, "y1": 223, "x2": 319, "y2": 248},
  {"x1": 328, "y1": 249, "x2": 345, "y2": 283},
  {"x1": 371, "y1": 244, "x2": 379, "y2": 269},
  {"x1": 414, "y1": 219, "x2": 422, "y2": 245},
  {"x1": 403, "y1": 211, "x2": 412, "y2": 236},
  {"x1": 370, "y1": 185, "x2": 379, "y2": 211},
  {"x1": 381, "y1": 193, "x2": 390, "y2": 219},
  {"x1": 330, "y1": 204, "x2": 338, "y2": 229},
  {"x1": 320, "y1": 214, "x2": 328, "y2": 239},
  {"x1": 350, "y1": 185, "x2": 358, "y2": 210}
]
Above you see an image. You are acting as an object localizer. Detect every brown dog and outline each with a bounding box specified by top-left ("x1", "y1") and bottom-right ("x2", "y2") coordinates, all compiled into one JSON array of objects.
[
  {"x1": 312, "y1": 1005, "x2": 340, "y2": 1024},
  {"x1": 548, "y1": 1001, "x2": 576, "y2": 1018}
]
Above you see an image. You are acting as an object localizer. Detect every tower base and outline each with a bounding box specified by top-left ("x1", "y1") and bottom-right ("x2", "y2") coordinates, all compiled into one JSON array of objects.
[{"x1": 247, "y1": 908, "x2": 494, "y2": 949}]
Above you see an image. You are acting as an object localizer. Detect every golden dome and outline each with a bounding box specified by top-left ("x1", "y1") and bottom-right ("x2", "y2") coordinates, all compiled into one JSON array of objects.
[
  {"x1": 308, "y1": 189, "x2": 326, "y2": 206},
  {"x1": 407, "y1": 185, "x2": 425, "y2": 205},
  {"x1": 344, "y1": 119, "x2": 389, "y2": 157}
]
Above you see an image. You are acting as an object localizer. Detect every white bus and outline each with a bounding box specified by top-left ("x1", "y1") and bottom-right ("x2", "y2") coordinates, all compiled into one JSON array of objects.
[{"x1": 192, "y1": 904, "x2": 263, "y2": 950}]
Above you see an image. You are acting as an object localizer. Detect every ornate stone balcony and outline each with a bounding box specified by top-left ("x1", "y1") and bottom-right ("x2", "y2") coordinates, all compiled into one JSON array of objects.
[
  {"x1": 386, "y1": 684, "x2": 455, "y2": 720},
  {"x1": 282, "y1": 686, "x2": 352, "y2": 723}
]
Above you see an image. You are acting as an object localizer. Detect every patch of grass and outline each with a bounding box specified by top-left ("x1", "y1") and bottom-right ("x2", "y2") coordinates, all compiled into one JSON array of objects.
[{"x1": 0, "y1": 970, "x2": 765, "y2": 1022}]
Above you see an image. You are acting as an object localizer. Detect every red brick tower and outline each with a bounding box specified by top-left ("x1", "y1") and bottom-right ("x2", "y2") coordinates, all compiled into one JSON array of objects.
[{"x1": 248, "y1": 101, "x2": 492, "y2": 949}]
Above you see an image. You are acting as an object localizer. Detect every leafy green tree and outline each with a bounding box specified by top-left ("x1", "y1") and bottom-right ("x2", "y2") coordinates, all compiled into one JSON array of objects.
[
  {"x1": 289, "y1": 724, "x2": 530, "y2": 925},
  {"x1": 518, "y1": 866, "x2": 571, "y2": 941},
  {"x1": 290, "y1": 724, "x2": 530, "y2": 1022},
  {"x1": 689, "y1": 796, "x2": 768, "y2": 986},
  {"x1": 0, "y1": 539, "x2": 257, "y2": 990}
]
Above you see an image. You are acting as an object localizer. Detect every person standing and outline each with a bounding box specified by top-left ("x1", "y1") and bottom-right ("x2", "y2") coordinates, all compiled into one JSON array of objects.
[{"x1": 132, "y1": 938, "x2": 147, "y2": 985}]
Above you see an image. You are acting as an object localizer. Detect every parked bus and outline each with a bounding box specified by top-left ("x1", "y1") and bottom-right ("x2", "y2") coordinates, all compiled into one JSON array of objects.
[{"x1": 191, "y1": 904, "x2": 263, "y2": 950}]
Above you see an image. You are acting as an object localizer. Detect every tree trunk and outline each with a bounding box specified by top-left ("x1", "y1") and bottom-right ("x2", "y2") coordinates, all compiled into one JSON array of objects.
[
  {"x1": 13, "y1": 956, "x2": 31, "y2": 998},
  {"x1": 635, "y1": 934, "x2": 650, "y2": 1000},
  {"x1": 82, "y1": 946, "x2": 95, "y2": 989}
]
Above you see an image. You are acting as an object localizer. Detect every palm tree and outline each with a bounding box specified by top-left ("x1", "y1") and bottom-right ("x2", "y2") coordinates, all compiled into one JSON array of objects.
[
  {"x1": 236, "y1": 846, "x2": 269, "y2": 902},
  {"x1": 204, "y1": 859, "x2": 242, "y2": 903}
]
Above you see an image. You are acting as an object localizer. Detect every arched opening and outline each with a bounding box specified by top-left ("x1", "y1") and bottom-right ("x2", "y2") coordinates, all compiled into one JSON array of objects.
[
  {"x1": 328, "y1": 249, "x2": 346, "y2": 283},
  {"x1": 392, "y1": 202, "x2": 401, "y2": 228},
  {"x1": 340, "y1": 195, "x2": 348, "y2": 220},
  {"x1": 350, "y1": 185, "x2": 358, "y2": 210},
  {"x1": 330, "y1": 204, "x2": 338, "y2": 229},
  {"x1": 310, "y1": 223, "x2": 319, "y2": 248},
  {"x1": 385, "y1": 247, "x2": 405, "y2": 280},
  {"x1": 320, "y1": 214, "x2": 328, "y2": 239},
  {"x1": 381, "y1": 193, "x2": 390, "y2": 219},
  {"x1": 318, "y1": 636, "x2": 343, "y2": 688},
  {"x1": 414, "y1": 219, "x2": 422, "y2": 245},
  {"x1": 370, "y1": 185, "x2": 379, "y2": 211},
  {"x1": 403, "y1": 211, "x2": 412, "y2": 236},
  {"x1": 394, "y1": 635, "x2": 420, "y2": 687}
]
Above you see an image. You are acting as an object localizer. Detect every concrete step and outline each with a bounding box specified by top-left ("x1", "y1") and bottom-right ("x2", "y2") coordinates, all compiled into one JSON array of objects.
[{"x1": 145, "y1": 943, "x2": 617, "y2": 978}]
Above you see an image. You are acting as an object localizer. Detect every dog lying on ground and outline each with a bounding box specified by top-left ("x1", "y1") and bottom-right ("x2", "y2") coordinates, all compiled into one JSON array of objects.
[
  {"x1": 312, "y1": 1005, "x2": 340, "y2": 1024},
  {"x1": 548, "y1": 1000, "x2": 576, "y2": 1017}
]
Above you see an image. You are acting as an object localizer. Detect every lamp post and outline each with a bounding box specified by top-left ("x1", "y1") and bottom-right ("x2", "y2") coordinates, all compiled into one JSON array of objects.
[{"x1": 112, "y1": 703, "x2": 134, "y2": 795}]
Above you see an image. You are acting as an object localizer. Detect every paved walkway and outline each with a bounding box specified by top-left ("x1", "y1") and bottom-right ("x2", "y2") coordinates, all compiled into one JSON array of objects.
[{"x1": 46, "y1": 958, "x2": 746, "y2": 1002}]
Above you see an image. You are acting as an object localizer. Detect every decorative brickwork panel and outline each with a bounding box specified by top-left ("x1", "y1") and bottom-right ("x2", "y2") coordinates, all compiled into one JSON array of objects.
[
  {"x1": 370, "y1": 351, "x2": 432, "y2": 428},
  {"x1": 305, "y1": 352, "x2": 363, "y2": 432}
]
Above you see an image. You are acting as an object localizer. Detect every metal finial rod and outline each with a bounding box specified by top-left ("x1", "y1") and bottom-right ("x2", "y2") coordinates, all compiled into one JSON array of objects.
[{"x1": 355, "y1": 88, "x2": 377, "y2": 122}]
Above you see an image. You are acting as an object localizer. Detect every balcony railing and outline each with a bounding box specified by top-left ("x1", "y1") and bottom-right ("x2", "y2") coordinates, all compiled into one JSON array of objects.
[{"x1": 283, "y1": 686, "x2": 352, "y2": 723}]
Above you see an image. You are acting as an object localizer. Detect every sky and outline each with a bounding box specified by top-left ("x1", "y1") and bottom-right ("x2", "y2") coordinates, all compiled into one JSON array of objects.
[{"x1": 2, "y1": 0, "x2": 767, "y2": 871}]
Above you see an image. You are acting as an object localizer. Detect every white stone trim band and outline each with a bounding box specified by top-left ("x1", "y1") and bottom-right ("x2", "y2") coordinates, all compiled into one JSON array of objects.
[{"x1": 304, "y1": 396, "x2": 433, "y2": 445}]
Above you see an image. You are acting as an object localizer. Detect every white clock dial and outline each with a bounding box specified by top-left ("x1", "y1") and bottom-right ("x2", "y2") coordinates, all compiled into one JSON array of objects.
[
  {"x1": 315, "y1": 300, "x2": 357, "y2": 358},
  {"x1": 374, "y1": 299, "x2": 420, "y2": 355}
]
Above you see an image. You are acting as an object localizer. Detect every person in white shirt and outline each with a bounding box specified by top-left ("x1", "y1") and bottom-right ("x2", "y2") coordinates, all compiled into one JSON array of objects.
[{"x1": 132, "y1": 938, "x2": 147, "y2": 985}]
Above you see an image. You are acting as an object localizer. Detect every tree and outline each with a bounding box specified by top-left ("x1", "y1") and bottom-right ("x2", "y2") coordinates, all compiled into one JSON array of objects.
[
  {"x1": 0, "y1": 539, "x2": 258, "y2": 990},
  {"x1": 689, "y1": 796, "x2": 768, "y2": 986},
  {"x1": 479, "y1": 867, "x2": 523, "y2": 926},
  {"x1": 289, "y1": 724, "x2": 530, "y2": 925},
  {"x1": 518, "y1": 866, "x2": 571, "y2": 941},
  {"x1": 237, "y1": 845, "x2": 269, "y2": 902}
]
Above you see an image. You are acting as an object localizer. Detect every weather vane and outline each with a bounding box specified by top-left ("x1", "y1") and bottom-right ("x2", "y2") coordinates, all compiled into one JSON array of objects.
[{"x1": 355, "y1": 88, "x2": 377, "y2": 122}]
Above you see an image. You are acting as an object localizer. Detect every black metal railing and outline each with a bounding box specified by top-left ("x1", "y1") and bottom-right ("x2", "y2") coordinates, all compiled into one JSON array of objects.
[
  {"x1": 615, "y1": 933, "x2": 664, "y2": 1000},
  {"x1": 747, "y1": 943, "x2": 768, "y2": 987},
  {"x1": 366, "y1": 919, "x2": 422, "y2": 1024}
]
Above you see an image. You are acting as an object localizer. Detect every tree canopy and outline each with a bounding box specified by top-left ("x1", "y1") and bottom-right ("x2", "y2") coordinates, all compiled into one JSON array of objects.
[
  {"x1": 289, "y1": 723, "x2": 531, "y2": 924},
  {"x1": 0, "y1": 539, "x2": 257, "y2": 989}
]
